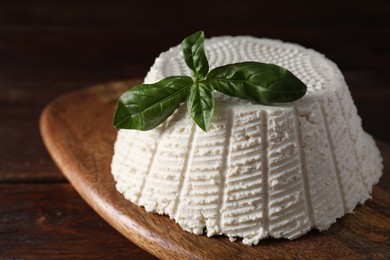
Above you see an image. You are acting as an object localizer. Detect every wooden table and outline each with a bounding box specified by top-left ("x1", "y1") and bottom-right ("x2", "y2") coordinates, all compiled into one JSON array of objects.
[{"x1": 1, "y1": 1, "x2": 389, "y2": 258}]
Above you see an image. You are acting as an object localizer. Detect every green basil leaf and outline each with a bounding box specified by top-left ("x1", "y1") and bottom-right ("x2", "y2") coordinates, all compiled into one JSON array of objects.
[
  {"x1": 187, "y1": 82, "x2": 215, "y2": 131},
  {"x1": 206, "y1": 62, "x2": 307, "y2": 104},
  {"x1": 181, "y1": 31, "x2": 209, "y2": 79},
  {"x1": 113, "y1": 76, "x2": 193, "y2": 130}
]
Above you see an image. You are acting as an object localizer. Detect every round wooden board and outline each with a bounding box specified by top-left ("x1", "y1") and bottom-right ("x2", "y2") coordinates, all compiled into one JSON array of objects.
[{"x1": 40, "y1": 79, "x2": 390, "y2": 259}]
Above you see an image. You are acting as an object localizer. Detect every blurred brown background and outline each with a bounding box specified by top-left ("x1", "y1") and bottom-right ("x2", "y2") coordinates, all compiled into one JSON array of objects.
[{"x1": 0, "y1": 0, "x2": 389, "y2": 258}]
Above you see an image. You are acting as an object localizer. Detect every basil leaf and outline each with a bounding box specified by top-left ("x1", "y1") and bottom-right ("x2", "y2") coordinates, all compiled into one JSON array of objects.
[
  {"x1": 181, "y1": 31, "x2": 209, "y2": 79},
  {"x1": 207, "y1": 62, "x2": 307, "y2": 104},
  {"x1": 187, "y1": 82, "x2": 215, "y2": 131},
  {"x1": 113, "y1": 76, "x2": 193, "y2": 130}
]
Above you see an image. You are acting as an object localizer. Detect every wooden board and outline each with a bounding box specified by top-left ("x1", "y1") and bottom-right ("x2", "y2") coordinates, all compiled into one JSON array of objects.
[{"x1": 40, "y1": 79, "x2": 390, "y2": 259}]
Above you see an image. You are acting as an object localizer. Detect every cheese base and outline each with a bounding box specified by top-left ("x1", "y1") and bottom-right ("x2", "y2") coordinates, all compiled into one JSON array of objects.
[{"x1": 111, "y1": 36, "x2": 383, "y2": 245}]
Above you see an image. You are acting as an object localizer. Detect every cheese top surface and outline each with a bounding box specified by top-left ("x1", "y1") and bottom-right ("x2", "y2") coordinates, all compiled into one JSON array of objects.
[
  {"x1": 145, "y1": 36, "x2": 343, "y2": 102},
  {"x1": 111, "y1": 36, "x2": 383, "y2": 245}
]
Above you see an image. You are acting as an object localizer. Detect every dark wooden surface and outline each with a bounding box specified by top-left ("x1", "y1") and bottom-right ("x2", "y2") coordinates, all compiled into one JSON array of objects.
[{"x1": 0, "y1": 1, "x2": 389, "y2": 258}]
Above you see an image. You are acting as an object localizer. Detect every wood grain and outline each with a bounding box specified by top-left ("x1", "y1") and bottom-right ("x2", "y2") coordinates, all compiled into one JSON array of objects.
[
  {"x1": 0, "y1": 183, "x2": 156, "y2": 259},
  {"x1": 40, "y1": 80, "x2": 390, "y2": 259}
]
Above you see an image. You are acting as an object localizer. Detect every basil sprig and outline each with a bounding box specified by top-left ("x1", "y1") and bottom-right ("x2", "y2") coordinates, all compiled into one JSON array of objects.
[{"x1": 113, "y1": 31, "x2": 307, "y2": 131}]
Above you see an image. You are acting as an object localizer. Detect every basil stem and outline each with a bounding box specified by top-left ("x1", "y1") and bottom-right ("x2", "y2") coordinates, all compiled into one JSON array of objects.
[{"x1": 113, "y1": 76, "x2": 193, "y2": 130}]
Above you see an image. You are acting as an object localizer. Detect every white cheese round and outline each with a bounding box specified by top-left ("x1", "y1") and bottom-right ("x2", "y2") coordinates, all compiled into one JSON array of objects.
[{"x1": 111, "y1": 36, "x2": 383, "y2": 245}]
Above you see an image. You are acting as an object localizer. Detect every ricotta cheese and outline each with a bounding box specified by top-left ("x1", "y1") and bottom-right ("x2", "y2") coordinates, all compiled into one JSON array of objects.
[{"x1": 111, "y1": 36, "x2": 383, "y2": 245}]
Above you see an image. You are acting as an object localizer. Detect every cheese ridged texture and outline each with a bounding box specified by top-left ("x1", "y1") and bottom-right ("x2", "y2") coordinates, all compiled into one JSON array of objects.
[{"x1": 111, "y1": 36, "x2": 383, "y2": 245}]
